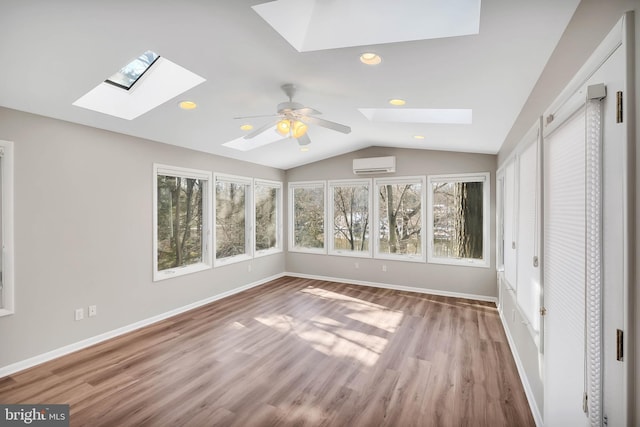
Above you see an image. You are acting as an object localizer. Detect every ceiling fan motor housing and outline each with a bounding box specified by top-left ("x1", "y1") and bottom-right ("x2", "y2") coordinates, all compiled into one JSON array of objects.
[{"x1": 277, "y1": 101, "x2": 304, "y2": 115}]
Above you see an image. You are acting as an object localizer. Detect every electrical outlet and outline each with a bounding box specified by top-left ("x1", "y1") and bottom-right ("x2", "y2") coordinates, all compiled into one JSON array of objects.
[
  {"x1": 88, "y1": 305, "x2": 97, "y2": 317},
  {"x1": 75, "y1": 308, "x2": 84, "y2": 321},
  {"x1": 382, "y1": 264, "x2": 387, "y2": 272}
]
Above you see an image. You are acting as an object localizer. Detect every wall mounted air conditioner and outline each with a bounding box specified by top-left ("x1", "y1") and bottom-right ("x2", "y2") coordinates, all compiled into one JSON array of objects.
[{"x1": 353, "y1": 156, "x2": 396, "y2": 175}]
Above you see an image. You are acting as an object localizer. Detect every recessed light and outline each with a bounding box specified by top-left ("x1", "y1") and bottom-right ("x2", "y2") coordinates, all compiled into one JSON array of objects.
[
  {"x1": 360, "y1": 52, "x2": 382, "y2": 65},
  {"x1": 178, "y1": 100, "x2": 197, "y2": 110},
  {"x1": 240, "y1": 124, "x2": 253, "y2": 131},
  {"x1": 413, "y1": 135, "x2": 425, "y2": 139},
  {"x1": 389, "y1": 99, "x2": 406, "y2": 106}
]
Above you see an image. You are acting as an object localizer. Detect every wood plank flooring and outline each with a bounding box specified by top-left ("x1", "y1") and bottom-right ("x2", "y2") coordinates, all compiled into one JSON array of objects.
[{"x1": 0, "y1": 277, "x2": 535, "y2": 426}]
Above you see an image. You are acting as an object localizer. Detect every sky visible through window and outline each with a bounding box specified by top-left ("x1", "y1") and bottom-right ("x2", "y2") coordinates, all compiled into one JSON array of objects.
[{"x1": 105, "y1": 50, "x2": 159, "y2": 90}]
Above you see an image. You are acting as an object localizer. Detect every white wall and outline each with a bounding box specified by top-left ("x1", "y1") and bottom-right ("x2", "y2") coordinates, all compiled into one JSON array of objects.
[
  {"x1": 285, "y1": 146, "x2": 497, "y2": 299},
  {"x1": 0, "y1": 107, "x2": 285, "y2": 369}
]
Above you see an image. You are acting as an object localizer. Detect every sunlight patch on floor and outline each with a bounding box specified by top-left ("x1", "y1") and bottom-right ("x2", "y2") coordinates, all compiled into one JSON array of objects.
[{"x1": 255, "y1": 308, "x2": 395, "y2": 367}]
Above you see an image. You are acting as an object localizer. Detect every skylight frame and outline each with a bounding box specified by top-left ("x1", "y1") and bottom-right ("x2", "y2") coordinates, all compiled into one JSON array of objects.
[{"x1": 105, "y1": 50, "x2": 160, "y2": 91}]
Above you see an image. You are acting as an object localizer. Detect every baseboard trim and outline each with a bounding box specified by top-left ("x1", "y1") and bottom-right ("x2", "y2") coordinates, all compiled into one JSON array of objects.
[
  {"x1": 0, "y1": 273, "x2": 285, "y2": 378},
  {"x1": 285, "y1": 272, "x2": 498, "y2": 303},
  {"x1": 499, "y1": 310, "x2": 543, "y2": 427}
]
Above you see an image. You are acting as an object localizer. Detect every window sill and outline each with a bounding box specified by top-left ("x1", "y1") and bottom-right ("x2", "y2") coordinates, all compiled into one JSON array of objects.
[
  {"x1": 288, "y1": 247, "x2": 327, "y2": 255},
  {"x1": 0, "y1": 308, "x2": 15, "y2": 317},
  {"x1": 154, "y1": 262, "x2": 211, "y2": 282},
  {"x1": 328, "y1": 250, "x2": 372, "y2": 258},
  {"x1": 254, "y1": 248, "x2": 283, "y2": 258},
  {"x1": 214, "y1": 253, "x2": 253, "y2": 267},
  {"x1": 374, "y1": 253, "x2": 425, "y2": 263},
  {"x1": 427, "y1": 257, "x2": 490, "y2": 269}
]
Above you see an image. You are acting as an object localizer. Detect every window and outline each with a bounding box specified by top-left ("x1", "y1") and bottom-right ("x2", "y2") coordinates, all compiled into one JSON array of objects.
[
  {"x1": 289, "y1": 181, "x2": 326, "y2": 253},
  {"x1": 215, "y1": 174, "x2": 252, "y2": 265},
  {"x1": 106, "y1": 50, "x2": 160, "y2": 90},
  {"x1": 0, "y1": 141, "x2": 14, "y2": 316},
  {"x1": 427, "y1": 172, "x2": 490, "y2": 267},
  {"x1": 153, "y1": 164, "x2": 211, "y2": 281},
  {"x1": 255, "y1": 179, "x2": 282, "y2": 256},
  {"x1": 374, "y1": 177, "x2": 426, "y2": 261},
  {"x1": 329, "y1": 180, "x2": 371, "y2": 257}
]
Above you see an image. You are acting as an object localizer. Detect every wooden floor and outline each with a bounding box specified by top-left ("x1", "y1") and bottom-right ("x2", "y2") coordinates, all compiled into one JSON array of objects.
[{"x1": 0, "y1": 277, "x2": 534, "y2": 426}]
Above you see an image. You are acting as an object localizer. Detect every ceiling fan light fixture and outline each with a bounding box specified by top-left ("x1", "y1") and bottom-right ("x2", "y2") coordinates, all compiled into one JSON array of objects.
[
  {"x1": 360, "y1": 52, "x2": 382, "y2": 65},
  {"x1": 292, "y1": 120, "x2": 308, "y2": 138},
  {"x1": 276, "y1": 119, "x2": 290, "y2": 135}
]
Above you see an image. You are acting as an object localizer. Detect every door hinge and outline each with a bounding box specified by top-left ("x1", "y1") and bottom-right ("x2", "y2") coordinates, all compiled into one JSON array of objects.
[
  {"x1": 616, "y1": 91, "x2": 623, "y2": 123},
  {"x1": 603, "y1": 414, "x2": 608, "y2": 425},
  {"x1": 540, "y1": 307, "x2": 547, "y2": 316},
  {"x1": 616, "y1": 329, "x2": 624, "y2": 361}
]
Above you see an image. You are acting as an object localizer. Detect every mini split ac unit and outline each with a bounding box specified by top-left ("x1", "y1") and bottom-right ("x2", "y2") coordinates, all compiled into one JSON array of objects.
[{"x1": 352, "y1": 156, "x2": 396, "y2": 175}]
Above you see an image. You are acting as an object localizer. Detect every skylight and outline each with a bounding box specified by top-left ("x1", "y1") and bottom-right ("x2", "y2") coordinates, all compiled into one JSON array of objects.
[
  {"x1": 253, "y1": 0, "x2": 481, "y2": 52},
  {"x1": 73, "y1": 54, "x2": 206, "y2": 120},
  {"x1": 105, "y1": 50, "x2": 159, "y2": 90}
]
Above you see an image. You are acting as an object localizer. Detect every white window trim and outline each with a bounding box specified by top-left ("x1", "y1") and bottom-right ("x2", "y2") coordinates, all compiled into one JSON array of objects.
[
  {"x1": 214, "y1": 173, "x2": 253, "y2": 267},
  {"x1": 254, "y1": 178, "x2": 283, "y2": 258},
  {"x1": 328, "y1": 179, "x2": 373, "y2": 258},
  {"x1": 373, "y1": 176, "x2": 427, "y2": 263},
  {"x1": 427, "y1": 172, "x2": 491, "y2": 268},
  {"x1": 0, "y1": 141, "x2": 14, "y2": 316},
  {"x1": 496, "y1": 170, "x2": 505, "y2": 273},
  {"x1": 153, "y1": 164, "x2": 212, "y2": 282},
  {"x1": 288, "y1": 181, "x2": 327, "y2": 254}
]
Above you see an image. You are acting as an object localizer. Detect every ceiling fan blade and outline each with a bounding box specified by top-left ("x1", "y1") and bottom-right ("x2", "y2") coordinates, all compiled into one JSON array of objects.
[
  {"x1": 244, "y1": 120, "x2": 279, "y2": 139},
  {"x1": 233, "y1": 113, "x2": 280, "y2": 120},
  {"x1": 297, "y1": 133, "x2": 311, "y2": 146},
  {"x1": 293, "y1": 107, "x2": 321, "y2": 116},
  {"x1": 301, "y1": 116, "x2": 351, "y2": 134}
]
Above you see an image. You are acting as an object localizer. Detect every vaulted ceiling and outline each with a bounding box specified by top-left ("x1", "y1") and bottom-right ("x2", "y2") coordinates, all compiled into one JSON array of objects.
[{"x1": 0, "y1": 0, "x2": 580, "y2": 169}]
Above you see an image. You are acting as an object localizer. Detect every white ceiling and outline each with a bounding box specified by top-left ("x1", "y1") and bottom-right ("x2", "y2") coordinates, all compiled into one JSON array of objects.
[{"x1": 0, "y1": 0, "x2": 580, "y2": 170}]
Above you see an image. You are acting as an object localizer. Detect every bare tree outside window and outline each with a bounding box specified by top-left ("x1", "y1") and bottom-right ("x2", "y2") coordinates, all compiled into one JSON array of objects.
[
  {"x1": 292, "y1": 186, "x2": 324, "y2": 249},
  {"x1": 157, "y1": 175, "x2": 204, "y2": 270},
  {"x1": 216, "y1": 180, "x2": 247, "y2": 259},
  {"x1": 378, "y1": 183, "x2": 422, "y2": 255},
  {"x1": 255, "y1": 183, "x2": 278, "y2": 251},
  {"x1": 432, "y1": 181, "x2": 484, "y2": 259},
  {"x1": 332, "y1": 185, "x2": 369, "y2": 252}
]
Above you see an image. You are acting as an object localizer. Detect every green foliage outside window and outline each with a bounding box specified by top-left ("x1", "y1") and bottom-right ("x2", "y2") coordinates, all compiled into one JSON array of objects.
[
  {"x1": 216, "y1": 181, "x2": 247, "y2": 259},
  {"x1": 293, "y1": 187, "x2": 324, "y2": 249},
  {"x1": 157, "y1": 175, "x2": 203, "y2": 270}
]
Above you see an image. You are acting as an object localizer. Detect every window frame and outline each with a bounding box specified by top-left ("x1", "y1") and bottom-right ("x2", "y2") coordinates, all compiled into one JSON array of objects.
[
  {"x1": 214, "y1": 173, "x2": 253, "y2": 267},
  {"x1": 0, "y1": 141, "x2": 14, "y2": 316},
  {"x1": 153, "y1": 164, "x2": 212, "y2": 282},
  {"x1": 288, "y1": 181, "x2": 327, "y2": 254},
  {"x1": 328, "y1": 179, "x2": 373, "y2": 258},
  {"x1": 426, "y1": 172, "x2": 491, "y2": 268},
  {"x1": 254, "y1": 178, "x2": 283, "y2": 258},
  {"x1": 373, "y1": 176, "x2": 427, "y2": 263}
]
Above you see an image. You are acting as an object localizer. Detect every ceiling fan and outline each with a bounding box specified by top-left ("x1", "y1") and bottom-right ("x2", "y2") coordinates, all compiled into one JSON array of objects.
[{"x1": 234, "y1": 84, "x2": 351, "y2": 150}]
